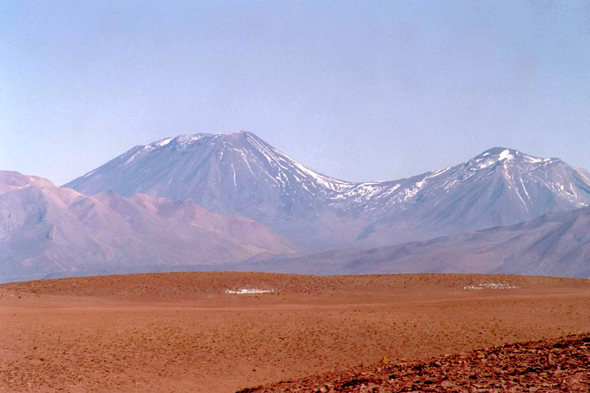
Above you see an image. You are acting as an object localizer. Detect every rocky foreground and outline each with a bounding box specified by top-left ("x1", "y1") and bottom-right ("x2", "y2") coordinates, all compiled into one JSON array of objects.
[{"x1": 240, "y1": 334, "x2": 590, "y2": 392}]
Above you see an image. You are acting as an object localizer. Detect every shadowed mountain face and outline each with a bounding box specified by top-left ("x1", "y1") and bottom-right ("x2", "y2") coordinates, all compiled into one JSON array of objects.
[
  {"x1": 64, "y1": 132, "x2": 590, "y2": 249},
  {"x1": 0, "y1": 171, "x2": 296, "y2": 283},
  {"x1": 234, "y1": 206, "x2": 590, "y2": 278}
]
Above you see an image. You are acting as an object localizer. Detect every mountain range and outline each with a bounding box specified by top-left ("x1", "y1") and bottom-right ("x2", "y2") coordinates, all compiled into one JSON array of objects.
[
  {"x1": 233, "y1": 205, "x2": 590, "y2": 278},
  {"x1": 2, "y1": 130, "x2": 590, "y2": 282},
  {"x1": 0, "y1": 171, "x2": 295, "y2": 283},
  {"x1": 65, "y1": 131, "x2": 590, "y2": 249}
]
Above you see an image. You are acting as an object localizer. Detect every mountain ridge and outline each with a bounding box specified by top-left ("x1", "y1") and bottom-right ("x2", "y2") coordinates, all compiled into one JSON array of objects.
[
  {"x1": 0, "y1": 171, "x2": 296, "y2": 283},
  {"x1": 233, "y1": 205, "x2": 590, "y2": 278},
  {"x1": 64, "y1": 131, "x2": 590, "y2": 249}
]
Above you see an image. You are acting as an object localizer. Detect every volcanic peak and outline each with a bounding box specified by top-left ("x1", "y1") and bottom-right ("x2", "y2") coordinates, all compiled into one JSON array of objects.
[
  {"x1": 146, "y1": 130, "x2": 253, "y2": 149},
  {"x1": 465, "y1": 147, "x2": 557, "y2": 172}
]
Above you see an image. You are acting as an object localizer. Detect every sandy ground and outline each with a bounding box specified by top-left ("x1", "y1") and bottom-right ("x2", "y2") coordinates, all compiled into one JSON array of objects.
[{"x1": 1, "y1": 272, "x2": 590, "y2": 392}]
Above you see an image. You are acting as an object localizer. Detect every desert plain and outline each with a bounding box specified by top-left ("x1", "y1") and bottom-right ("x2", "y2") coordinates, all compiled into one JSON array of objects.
[{"x1": 1, "y1": 272, "x2": 590, "y2": 392}]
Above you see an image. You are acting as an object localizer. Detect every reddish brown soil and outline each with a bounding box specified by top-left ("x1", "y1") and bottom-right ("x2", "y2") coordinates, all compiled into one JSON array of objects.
[
  {"x1": 242, "y1": 334, "x2": 590, "y2": 392},
  {"x1": 1, "y1": 272, "x2": 590, "y2": 392}
]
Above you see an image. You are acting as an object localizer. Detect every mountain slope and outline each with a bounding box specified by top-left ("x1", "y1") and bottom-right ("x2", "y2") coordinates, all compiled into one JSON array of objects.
[
  {"x1": 64, "y1": 132, "x2": 352, "y2": 220},
  {"x1": 64, "y1": 132, "x2": 590, "y2": 249},
  {"x1": 127, "y1": 194, "x2": 296, "y2": 254},
  {"x1": 0, "y1": 171, "x2": 296, "y2": 283},
  {"x1": 64, "y1": 131, "x2": 360, "y2": 248},
  {"x1": 235, "y1": 206, "x2": 590, "y2": 278},
  {"x1": 354, "y1": 148, "x2": 590, "y2": 245}
]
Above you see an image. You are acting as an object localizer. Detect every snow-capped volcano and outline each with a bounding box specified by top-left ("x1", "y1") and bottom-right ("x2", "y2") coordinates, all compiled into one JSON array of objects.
[
  {"x1": 357, "y1": 146, "x2": 588, "y2": 216},
  {"x1": 66, "y1": 131, "x2": 353, "y2": 223},
  {"x1": 351, "y1": 147, "x2": 590, "y2": 246},
  {"x1": 64, "y1": 133, "x2": 590, "y2": 249}
]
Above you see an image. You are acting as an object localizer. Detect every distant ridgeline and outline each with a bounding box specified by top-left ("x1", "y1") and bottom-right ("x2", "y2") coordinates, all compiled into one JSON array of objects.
[{"x1": 2, "y1": 131, "x2": 590, "y2": 282}]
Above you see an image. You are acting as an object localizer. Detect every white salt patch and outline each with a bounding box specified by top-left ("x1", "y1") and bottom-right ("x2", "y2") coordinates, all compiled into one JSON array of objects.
[
  {"x1": 225, "y1": 288, "x2": 276, "y2": 295},
  {"x1": 464, "y1": 283, "x2": 518, "y2": 290}
]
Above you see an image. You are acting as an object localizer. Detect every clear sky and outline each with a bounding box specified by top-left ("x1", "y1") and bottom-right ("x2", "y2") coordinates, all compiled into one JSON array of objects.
[{"x1": 1, "y1": 0, "x2": 589, "y2": 185}]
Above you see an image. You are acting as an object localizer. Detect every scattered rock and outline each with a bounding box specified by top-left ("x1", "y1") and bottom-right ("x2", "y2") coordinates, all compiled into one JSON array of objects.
[{"x1": 241, "y1": 334, "x2": 590, "y2": 392}]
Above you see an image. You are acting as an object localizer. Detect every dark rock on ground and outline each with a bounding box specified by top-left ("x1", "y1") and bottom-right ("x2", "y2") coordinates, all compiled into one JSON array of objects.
[{"x1": 240, "y1": 334, "x2": 590, "y2": 392}]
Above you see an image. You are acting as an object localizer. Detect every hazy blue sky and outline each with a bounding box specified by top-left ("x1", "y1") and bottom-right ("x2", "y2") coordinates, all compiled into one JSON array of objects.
[{"x1": 1, "y1": 0, "x2": 589, "y2": 185}]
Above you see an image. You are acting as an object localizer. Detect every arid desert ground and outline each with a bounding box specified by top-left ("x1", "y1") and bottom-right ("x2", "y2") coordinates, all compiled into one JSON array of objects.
[{"x1": 1, "y1": 272, "x2": 590, "y2": 392}]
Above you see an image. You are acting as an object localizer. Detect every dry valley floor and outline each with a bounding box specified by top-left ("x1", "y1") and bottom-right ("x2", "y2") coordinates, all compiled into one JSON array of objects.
[{"x1": 1, "y1": 272, "x2": 590, "y2": 392}]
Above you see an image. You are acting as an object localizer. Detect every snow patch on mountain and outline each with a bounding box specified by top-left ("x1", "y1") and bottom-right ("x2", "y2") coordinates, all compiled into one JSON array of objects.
[{"x1": 499, "y1": 149, "x2": 515, "y2": 161}]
